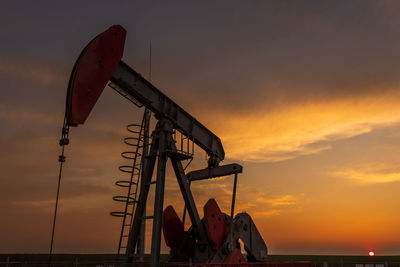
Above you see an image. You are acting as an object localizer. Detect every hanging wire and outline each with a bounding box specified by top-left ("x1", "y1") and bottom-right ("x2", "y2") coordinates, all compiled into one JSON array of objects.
[{"x1": 49, "y1": 116, "x2": 70, "y2": 264}]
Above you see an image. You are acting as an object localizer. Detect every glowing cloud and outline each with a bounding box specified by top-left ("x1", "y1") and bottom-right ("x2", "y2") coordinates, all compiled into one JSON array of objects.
[
  {"x1": 331, "y1": 162, "x2": 400, "y2": 184},
  {"x1": 206, "y1": 91, "x2": 400, "y2": 162},
  {"x1": 256, "y1": 194, "x2": 297, "y2": 206}
]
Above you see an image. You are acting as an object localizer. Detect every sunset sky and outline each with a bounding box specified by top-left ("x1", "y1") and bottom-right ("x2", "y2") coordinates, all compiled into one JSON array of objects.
[{"x1": 1, "y1": 1, "x2": 400, "y2": 255}]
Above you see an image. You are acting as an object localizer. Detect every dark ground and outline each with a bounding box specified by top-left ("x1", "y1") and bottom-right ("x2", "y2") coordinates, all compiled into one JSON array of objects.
[{"x1": 1, "y1": 254, "x2": 400, "y2": 266}]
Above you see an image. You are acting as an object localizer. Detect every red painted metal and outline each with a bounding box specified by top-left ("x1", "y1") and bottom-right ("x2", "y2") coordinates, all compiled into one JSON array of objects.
[
  {"x1": 223, "y1": 247, "x2": 247, "y2": 264},
  {"x1": 66, "y1": 25, "x2": 126, "y2": 126},
  {"x1": 162, "y1": 205, "x2": 186, "y2": 253},
  {"x1": 203, "y1": 198, "x2": 229, "y2": 251}
]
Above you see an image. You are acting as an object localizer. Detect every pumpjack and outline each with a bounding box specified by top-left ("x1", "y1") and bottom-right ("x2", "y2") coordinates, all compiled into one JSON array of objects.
[{"x1": 61, "y1": 25, "x2": 309, "y2": 267}]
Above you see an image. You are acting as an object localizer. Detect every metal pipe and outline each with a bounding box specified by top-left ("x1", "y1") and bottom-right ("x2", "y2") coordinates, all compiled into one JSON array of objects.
[{"x1": 230, "y1": 173, "x2": 238, "y2": 219}]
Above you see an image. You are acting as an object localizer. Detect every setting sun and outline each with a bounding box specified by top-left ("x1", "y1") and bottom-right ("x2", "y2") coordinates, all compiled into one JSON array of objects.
[{"x1": 369, "y1": 251, "x2": 375, "y2": 256}]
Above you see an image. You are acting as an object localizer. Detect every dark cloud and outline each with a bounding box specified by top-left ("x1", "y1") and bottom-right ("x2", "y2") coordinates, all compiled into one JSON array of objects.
[{"x1": 2, "y1": 1, "x2": 400, "y2": 114}]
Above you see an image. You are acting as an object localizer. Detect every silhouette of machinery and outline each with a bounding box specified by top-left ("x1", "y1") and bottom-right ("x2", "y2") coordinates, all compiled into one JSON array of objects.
[{"x1": 62, "y1": 25, "x2": 304, "y2": 267}]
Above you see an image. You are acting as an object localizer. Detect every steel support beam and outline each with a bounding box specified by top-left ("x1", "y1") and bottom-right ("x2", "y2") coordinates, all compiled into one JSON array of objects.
[
  {"x1": 187, "y1": 163, "x2": 242, "y2": 181},
  {"x1": 136, "y1": 108, "x2": 151, "y2": 258},
  {"x1": 169, "y1": 144, "x2": 207, "y2": 242},
  {"x1": 150, "y1": 120, "x2": 169, "y2": 267},
  {"x1": 110, "y1": 61, "x2": 225, "y2": 163},
  {"x1": 126, "y1": 119, "x2": 209, "y2": 265}
]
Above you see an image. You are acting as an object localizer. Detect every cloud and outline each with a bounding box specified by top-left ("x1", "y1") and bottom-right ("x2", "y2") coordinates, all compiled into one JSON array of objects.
[
  {"x1": 331, "y1": 162, "x2": 400, "y2": 184},
  {"x1": 252, "y1": 209, "x2": 282, "y2": 217},
  {"x1": 0, "y1": 103, "x2": 59, "y2": 124},
  {"x1": 160, "y1": 178, "x2": 303, "y2": 223},
  {"x1": 0, "y1": 57, "x2": 66, "y2": 86},
  {"x1": 256, "y1": 194, "x2": 297, "y2": 206},
  {"x1": 246, "y1": 193, "x2": 304, "y2": 218},
  {"x1": 10, "y1": 182, "x2": 113, "y2": 211},
  {"x1": 0, "y1": 103, "x2": 129, "y2": 139},
  {"x1": 232, "y1": 187, "x2": 304, "y2": 219},
  {"x1": 11, "y1": 199, "x2": 56, "y2": 212},
  {"x1": 203, "y1": 90, "x2": 400, "y2": 162}
]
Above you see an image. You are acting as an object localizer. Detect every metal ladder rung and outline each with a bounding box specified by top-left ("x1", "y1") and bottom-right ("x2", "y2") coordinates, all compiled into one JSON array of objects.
[{"x1": 112, "y1": 111, "x2": 150, "y2": 254}]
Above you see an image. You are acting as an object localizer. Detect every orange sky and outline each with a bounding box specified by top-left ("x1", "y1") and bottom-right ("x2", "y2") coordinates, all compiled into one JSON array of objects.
[{"x1": 1, "y1": 0, "x2": 400, "y2": 256}]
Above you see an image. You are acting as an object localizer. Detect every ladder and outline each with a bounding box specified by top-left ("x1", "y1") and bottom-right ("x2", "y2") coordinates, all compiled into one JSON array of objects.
[{"x1": 110, "y1": 109, "x2": 151, "y2": 255}]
